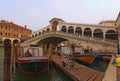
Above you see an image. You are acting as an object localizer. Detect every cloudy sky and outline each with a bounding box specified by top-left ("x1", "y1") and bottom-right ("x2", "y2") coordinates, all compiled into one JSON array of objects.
[{"x1": 0, "y1": 0, "x2": 120, "y2": 31}]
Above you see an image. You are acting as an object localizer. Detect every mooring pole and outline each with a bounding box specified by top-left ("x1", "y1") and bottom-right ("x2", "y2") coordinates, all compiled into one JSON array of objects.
[
  {"x1": 71, "y1": 44, "x2": 75, "y2": 60},
  {"x1": 43, "y1": 44, "x2": 47, "y2": 56},
  {"x1": 49, "y1": 44, "x2": 53, "y2": 65},
  {"x1": 3, "y1": 40, "x2": 11, "y2": 81}
]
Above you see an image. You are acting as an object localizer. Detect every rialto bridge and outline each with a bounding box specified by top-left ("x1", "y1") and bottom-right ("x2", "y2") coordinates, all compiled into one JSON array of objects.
[{"x1": 21, "y1": 18, "x2": 118, "y2": 53}]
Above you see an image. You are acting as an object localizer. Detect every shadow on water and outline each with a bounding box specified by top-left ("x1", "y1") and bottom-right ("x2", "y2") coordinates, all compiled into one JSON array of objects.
[{"x1": 11, "y1": 65, "x2": 73, "y2": 81}]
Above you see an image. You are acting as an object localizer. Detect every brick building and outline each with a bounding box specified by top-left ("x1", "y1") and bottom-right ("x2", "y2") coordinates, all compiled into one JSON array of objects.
[{"x1": 0, "y1": 20, "x2": 32, "y2": 41}]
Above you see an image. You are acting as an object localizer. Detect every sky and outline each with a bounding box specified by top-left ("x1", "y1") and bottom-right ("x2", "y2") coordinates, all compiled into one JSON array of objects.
[{"x1": 0, "y1": 0, "x2": 120, "y2": 31}]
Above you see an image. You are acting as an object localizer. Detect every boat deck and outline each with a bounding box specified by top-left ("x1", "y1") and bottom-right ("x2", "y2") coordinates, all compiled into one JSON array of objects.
[{"x1": 52, "y1": 55, "x2": 104, "y2": 81}]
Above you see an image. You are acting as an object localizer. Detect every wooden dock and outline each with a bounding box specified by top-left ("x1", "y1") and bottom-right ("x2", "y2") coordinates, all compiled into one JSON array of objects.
[{"x1": 52, "y1": 55, "x2": 104, "y2": 81}]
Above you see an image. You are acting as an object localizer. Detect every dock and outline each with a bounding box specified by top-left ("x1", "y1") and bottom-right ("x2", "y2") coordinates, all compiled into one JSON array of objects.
[{"x1": 52, "y1": 55, "x2": 104, "y2": 81}]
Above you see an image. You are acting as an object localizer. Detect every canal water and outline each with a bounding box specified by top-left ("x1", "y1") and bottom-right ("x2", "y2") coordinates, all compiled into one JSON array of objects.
[{"x1": 0, "y1": 47, "x2": 73, "y2": 81}]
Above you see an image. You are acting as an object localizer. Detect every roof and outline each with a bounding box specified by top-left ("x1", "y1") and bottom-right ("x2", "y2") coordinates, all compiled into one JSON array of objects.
[{"x1": 99, "y1": 20, "x2": 116, "y2": 24}]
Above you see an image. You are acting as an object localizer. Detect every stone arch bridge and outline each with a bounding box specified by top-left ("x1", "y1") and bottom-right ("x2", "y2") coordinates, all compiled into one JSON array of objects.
[
  {"x1": 21, "y1": 18, "x2": 118, "y2": 53},
  {"x1": 21, "y1": 31, "x2": 117, "y2": 53}
]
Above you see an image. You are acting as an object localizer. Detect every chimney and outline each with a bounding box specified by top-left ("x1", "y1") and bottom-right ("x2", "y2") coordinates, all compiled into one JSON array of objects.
[{"x1": 25, "y1": 25, "x2": 27, "y2": 28}]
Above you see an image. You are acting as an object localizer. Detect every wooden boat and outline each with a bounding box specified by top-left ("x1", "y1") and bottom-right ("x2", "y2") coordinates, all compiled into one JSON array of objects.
[
  {"x1": 75, "y1": 54, "x2": 96, "y2": 64},
  {"x1": 17, "y1": 44, "x2": 49, "y2": 75},
  {"x1": 60, "y1": 45, "x2": 96, "y2": 64}
]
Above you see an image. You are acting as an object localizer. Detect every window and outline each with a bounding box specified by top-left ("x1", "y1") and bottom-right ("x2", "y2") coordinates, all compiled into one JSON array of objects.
[
  {"x1": 6, "y1": 33, "x2": 10, "y2": 37},
  {"x1": 6, "y1": 26, "x2": 10, "y2": 30},
  {"x1": 0, "y1": 25, "x2": 3, "y2": 29},
  {"x1": 0, "y1": 32, "x2": 2, "y2": 36},
  {"x1": 14, "y1": 34, "x2": 18, "y2": 37},
  {"x1": 14, "y1": 27, "x2": 18, "y2": 31}
]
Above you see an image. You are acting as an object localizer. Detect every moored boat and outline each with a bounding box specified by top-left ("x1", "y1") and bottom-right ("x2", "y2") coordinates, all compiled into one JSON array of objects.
[
  {"x1": 17, "y1": 44, "x2": 49, "y2": 75},
  {"x1": 60, "y1": 45, "x2": 96, "y2": 64},
  {"x1": 74, "y1": 54, "x2": 96, "y2": 64}
]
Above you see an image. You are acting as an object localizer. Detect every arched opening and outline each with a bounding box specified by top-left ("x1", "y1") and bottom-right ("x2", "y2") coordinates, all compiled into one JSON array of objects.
[
  {"x1": 4, "y1": 39, "x2": 11, "y2": 44},
  {"x1": 29, "y1": 36, "x2": 32, "y2": 39},
  {"x1": 84, "y1": 28, "x2": 92, "y2": 37},
  {"x1": 75, "y1": 27, "x2": 82, "y2": 35},
  {"x1": 68, "y1": 26, "x2": 74, "y2": 34},
  {"x1": 46, "y1": 28, "x2": 50, "y2": 32},
  {"x1": 93, "y1": 29, "x2": 103, "y2": 38},
  {"x1": 52, "y1": 21, "x2": 58, "y2": 31},
  {"x1": 105, "y1": 30, "x2": 117, "y2": 40},
  {"x1": 13, "y1": 39, "x2": 19, "y2": 44},
  {"x1": 39, "y1": 32, "x2": 41, "y2": 35},
  {"x1": 61, "y1": 26, "x2": 67, "y2": 32},
  {"x1": 35, "y1": 33, "x2": 37, "y2": 37},
  {"x1": 32, "y1": 35, "x2": 34, "y2": 38},
  {"x1": 42, "y1": 30, "x2": 45, "y2": 34}
]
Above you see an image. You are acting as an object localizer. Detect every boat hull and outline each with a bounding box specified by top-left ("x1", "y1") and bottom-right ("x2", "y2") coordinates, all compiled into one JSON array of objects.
[
  {"x1": 75, "y1": 55, "x2": 96, "y2": 64},
  {"x1": 17, "y1": 57, "x2": 49, "y2": 75}
]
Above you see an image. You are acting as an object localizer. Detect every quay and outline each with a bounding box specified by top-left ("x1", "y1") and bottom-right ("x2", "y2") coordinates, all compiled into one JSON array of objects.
[{"x1": 52, "y1": 55, "x2": 104, "y2": 81}]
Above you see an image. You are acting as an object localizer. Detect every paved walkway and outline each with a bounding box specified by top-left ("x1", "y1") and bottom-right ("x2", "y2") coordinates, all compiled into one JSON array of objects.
[{"x1": 102, "y1": 54, "x2": 120, "y2": 81}]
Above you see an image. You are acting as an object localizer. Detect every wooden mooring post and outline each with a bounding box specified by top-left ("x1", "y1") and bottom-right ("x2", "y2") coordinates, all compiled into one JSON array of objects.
[
  {"x1": 48, "y1": 44, "x2": 53, "y2": 65},
  {"x1": 12, "y1": 43, "x2": 20, "y2": 71},
  {"x1": 3, "y1": 40, "x2": 12, "y2": 81}
]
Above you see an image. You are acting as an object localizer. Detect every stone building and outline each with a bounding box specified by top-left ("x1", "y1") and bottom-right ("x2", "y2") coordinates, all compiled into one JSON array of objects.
[{"x1": 0, "y1": 20, "x2": 32, "y2": 42}]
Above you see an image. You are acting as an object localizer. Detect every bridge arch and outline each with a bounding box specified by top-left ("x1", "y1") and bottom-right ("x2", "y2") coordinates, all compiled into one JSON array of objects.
[
  {"x1": 39, "y1": 32, "x2": 41, "y2": 35},
  {"x1": 84, "y1": 28, "x2": 92, "y2": 37},
  {"x1": 93, "y1": 29, "x2": 103, "y2": 38},
  {"x1": 46, "y1": 28, "x2": 50, "y2": 32},
  {"x1": 105, "y1": 30, "x2": 117, "y2": 40},
  {"x1": 51, "y1": 21, "x2": 59, "y2": 31},
  {"x1": 37, "y1": 36, "x2": 68, "y2": 46},
  {"x1": 61, "y1": 26, "x2": 67, "y2": 32},
  {"x1": 68, "y1": 26, "x2": 74, "y2": 34},
  {"x1": 42, "y1": 30, "x2": 45, "y2": 34},
  {"x1": 75, "y1": 27, "x2": 82, "y2": 35}
]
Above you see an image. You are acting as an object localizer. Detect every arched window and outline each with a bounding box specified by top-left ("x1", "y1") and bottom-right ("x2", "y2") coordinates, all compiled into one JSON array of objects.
[
  {"x1": 68, "y1": 26, "x2": 74, "y2": 34},
  {"x1": 61, "y1": 26, "x2": 66, "y2": 32},
  {"x1": 35, "y1": 33, "x2": 37, "y2": 37},
  {"x1": 32, "y1": 35, "x2": 34, "y2": 38},
  {"x1": 42, "y1": 30, "x2": 45, "y2": 34},
  {"x1": 39, "y1": 32, "x2": 41, "y2": 35},
  {"x1": 84, "y1": 28, "x2": 92, "y2": 37},
  {"x1": 52, "y1": 21, "x2": 58, "y2": 31},
  {"x1": 29, "y1": 36, "x2": 32, "y2": 39},
  {"x1": 93, "y1": 29, "x2": 103, "y2": 38},
  {"x1": 105, "y1": 30, "x2": 117, "y2": 40},
  {"x1": 75, "y1": 27, "x2": 82, "y2": 35},
  {"x1": 46, "y1": 28, "x2": 50, "y2": 32}
]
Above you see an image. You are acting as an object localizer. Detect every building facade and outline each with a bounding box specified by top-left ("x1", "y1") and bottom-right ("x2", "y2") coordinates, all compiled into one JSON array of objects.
[
  {"x1": 115, "y1": 12, "x2": 120, "y2": 53},
  {"x1": 0, "y1": 20, "x2": 32, "y2": 41}
]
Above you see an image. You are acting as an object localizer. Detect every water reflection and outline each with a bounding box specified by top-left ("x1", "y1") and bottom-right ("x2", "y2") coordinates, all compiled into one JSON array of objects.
[{"x1": 11, "y1": 65, "x2": 73, "y2": 81}]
